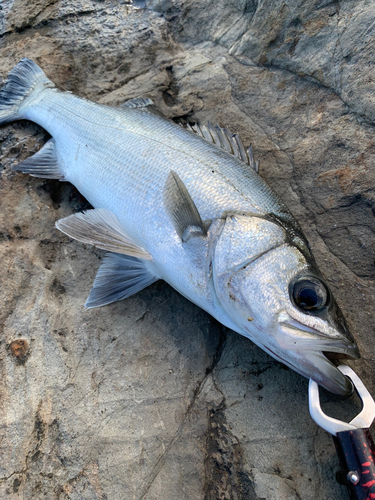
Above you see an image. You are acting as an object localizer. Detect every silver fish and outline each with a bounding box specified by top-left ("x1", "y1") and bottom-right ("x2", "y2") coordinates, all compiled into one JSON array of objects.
[{"x1": 0, "y1": 59, "x2": 359, "y2": 395}]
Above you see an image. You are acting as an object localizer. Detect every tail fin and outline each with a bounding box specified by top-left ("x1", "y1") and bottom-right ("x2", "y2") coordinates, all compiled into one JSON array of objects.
[{"x1": 0, "y1": 58, "x2": 55, "y2": 125}]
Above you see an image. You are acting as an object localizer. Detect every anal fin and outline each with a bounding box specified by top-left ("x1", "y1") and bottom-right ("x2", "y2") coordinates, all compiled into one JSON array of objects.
[
  {"x1": 55, "y1": 208, "x2": 151, "y2": 260},
  {"x1": 12, "y1": 138, "x2": 65, "y2": 179},
  {"x1": 85, "y1": 253, "x2": 158, "y2": 308}
]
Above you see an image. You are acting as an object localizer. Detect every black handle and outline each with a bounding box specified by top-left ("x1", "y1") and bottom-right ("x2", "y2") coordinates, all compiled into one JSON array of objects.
[{"x1": 333, "y1": 428, "x2": 375, "y2": 500}]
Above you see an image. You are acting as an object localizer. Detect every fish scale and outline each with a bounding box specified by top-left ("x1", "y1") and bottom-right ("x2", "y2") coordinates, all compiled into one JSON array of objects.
[
  {"x1": 0, "y1": 58, "x2": 359, "y2": 395},
  {"x1": 24, "y1": 88, "x2": 286, "y2": 247}
]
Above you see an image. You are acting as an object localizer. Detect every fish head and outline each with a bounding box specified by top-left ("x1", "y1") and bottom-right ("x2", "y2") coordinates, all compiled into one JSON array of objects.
[{"x1": 212, "y1": 214, "x2": 359, "y2": 395}]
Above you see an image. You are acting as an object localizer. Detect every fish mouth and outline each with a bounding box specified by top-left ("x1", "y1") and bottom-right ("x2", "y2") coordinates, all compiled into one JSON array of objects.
[
  {"x1": 277, "y1": 318, "x2": 360, "y2": 357},
  {"x1": 298, "y1": 350, "x2": 355, "y2": 395},
  {"x1": 274, "y1": 316, "x2": 360, "y2": 396}
]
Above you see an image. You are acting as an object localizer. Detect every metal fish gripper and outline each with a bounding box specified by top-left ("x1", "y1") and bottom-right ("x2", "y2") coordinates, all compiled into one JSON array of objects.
[{"x1": 309, "y1": 365, "x2": 375, "y2": 500}]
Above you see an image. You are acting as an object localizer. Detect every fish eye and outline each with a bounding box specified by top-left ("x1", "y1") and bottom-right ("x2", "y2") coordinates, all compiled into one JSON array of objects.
[{"x1": 291, "y1": 276, "x2": 329, "y2": 312}]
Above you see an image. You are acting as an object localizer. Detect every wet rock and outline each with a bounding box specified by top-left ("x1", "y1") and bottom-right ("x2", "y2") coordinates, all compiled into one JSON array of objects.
[{"x1": 0, "y1": 1, "x2": 374, "y2": 499}]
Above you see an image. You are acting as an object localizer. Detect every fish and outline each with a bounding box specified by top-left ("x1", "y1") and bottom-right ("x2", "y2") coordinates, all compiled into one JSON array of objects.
[{"x1": 0, "y1": 58, "x2": 359, "y2": 395}]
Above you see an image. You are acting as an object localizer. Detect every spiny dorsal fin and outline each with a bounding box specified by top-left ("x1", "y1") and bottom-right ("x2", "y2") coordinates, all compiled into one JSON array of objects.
[
  {"x1": 120, "y1": 97, "x2": 154, "y2": 109},
  {"x1": 185, "y1": 122, "x2": 259, "y2": 173},
  {"x1": 55, "y1": 208, "x2": 152, "y2": 260},
  {"x1": 164, "y1": 171, "x2": 205, "y2": 242},
  {"x1": 12, "y1": 138, "x2": 65, "y2": 180},
  {"x1": 85, "y1": 253, "x2": 158, "y2": 308}
]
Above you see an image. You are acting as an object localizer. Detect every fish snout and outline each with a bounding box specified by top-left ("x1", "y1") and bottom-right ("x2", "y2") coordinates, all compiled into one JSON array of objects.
[{"x1": 273, "y1": 313, "x2": 360, "y2": 395}]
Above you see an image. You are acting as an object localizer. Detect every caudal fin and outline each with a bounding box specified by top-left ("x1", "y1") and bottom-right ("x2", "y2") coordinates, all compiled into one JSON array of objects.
[{"x1": 0, "y1": 58, "x2": 54, "y2": 125}]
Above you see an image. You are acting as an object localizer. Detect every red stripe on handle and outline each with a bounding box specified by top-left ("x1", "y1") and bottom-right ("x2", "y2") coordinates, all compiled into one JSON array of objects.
[{"x1": 334, "y1": 428, "x2": 375, "y2": 500}]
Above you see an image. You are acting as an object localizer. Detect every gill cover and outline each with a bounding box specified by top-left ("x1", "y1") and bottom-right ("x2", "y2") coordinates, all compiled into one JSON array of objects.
[{"x1": 212, "y1": 214, "x2": 296, "y2": 327}]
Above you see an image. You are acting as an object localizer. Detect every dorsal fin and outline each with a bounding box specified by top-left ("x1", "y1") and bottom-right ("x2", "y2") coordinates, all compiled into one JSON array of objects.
[
  {"x1": 119, "y1": 97, "x2": 154, "y2": 109},
  {"x1": 185, "y1": 122, "x2": 259, "y2": 173}
]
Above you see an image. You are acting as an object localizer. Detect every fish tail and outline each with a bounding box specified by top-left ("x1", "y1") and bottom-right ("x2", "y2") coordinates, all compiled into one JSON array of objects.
[{"x1": 0, "y1": 58, "x2": 55, "y2": 125}]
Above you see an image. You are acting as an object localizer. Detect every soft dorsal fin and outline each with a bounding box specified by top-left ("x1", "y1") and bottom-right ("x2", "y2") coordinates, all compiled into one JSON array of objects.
[
  {"x1": 164, "y1": 171, "x2": 205, "y2": 242},
  {"x1": 185, "y1": 122, "x2": 259, "y2": 173},
  {"x1": 119, "y1": 97, "x2": 154, "y2": 109},
  {"x1": 55, "y1": 209, "x2": 151, "y2": 259},
  {"x1": 12, "y1": 138, "x2": 65, "y2": 179},
  {"x1": 85, "y1": 253, "x2": 158, "y2": 308}
]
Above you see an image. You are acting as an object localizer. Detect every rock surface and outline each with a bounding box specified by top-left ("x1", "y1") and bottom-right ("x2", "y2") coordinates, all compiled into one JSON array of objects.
[{"x1": 0, "y1": 1, "x2": 374, "y2": 498}]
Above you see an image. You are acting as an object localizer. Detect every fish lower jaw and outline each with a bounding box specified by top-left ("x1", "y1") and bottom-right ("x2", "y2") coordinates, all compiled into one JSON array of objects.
[
  {"x1": 229, "y1": 318, "x2": 357, "y2": 396},
  {"x1": 242, "y1": 326, "x2": 356, "y2": 396},
  {"x1": 265, "y1": 345, "x2": 353, "y2": 395},
  {"x1": 300, "y1": 350, "x2": 355, "y2": 396}
]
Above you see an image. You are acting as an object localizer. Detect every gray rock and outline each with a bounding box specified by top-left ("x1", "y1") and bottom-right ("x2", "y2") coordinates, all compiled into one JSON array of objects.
[{"x1": 0, "y1": 1, "x2": 374, "y2": 499}]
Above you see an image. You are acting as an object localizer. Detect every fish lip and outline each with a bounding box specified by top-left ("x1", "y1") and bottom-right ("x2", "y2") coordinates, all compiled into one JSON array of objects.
[
  {"x1": 244, "y1": 314, "x2": 359, "y2": 395},
  {"x1": 277, "y1": 315, "x2": 360, "y2": 360},
  {"x1": 263, "y1": 344, "x2": 354, "y2": 396},
  {"x1": 306, "y1": 352, "x2": 354, "y2": 395},
  {"x1": 270, "y1": 314, "x2": 360, "y2": 395}
]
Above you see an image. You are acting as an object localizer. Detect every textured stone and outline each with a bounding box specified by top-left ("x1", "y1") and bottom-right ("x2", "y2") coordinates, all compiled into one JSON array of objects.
[{"x1": 0, "y1": 1, "x2": 374, "y2": 499}]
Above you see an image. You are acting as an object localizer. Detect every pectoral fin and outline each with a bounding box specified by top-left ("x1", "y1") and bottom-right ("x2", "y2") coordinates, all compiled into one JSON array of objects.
[
  {"x1": 164, "y1": 170, "x2": 205, "y2": 242},
  {"x1": 85, "y1": 253, "x2": 158, "y2": 308},
  {"x1": 13, "y1": 138, "x2": 65, "y2": 179},
  {"x1": 55, "y1": 208, "x2": 151, "y2": 259}
]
